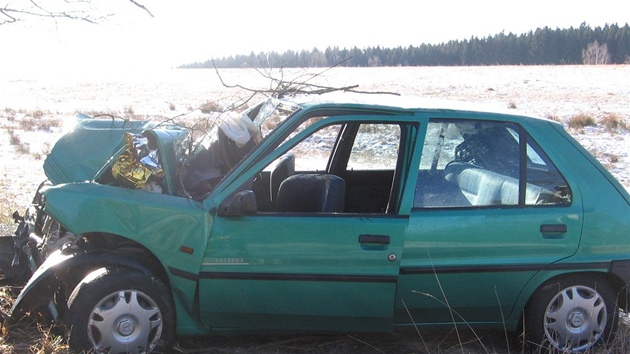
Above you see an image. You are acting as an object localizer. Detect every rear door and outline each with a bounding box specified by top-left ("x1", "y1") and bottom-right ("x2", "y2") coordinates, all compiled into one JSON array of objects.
[
  {"x1": 396, "y1": 116, "x2": 582, "y2": 325},
  {"x1": 199, "y1": 115, "x2": 418, "y2": 331}
]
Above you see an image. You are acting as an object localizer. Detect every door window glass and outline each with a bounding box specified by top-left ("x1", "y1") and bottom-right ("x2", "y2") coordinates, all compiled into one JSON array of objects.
[{"x1": 414, "y1": 119, "x2": 571, "y2": 208}]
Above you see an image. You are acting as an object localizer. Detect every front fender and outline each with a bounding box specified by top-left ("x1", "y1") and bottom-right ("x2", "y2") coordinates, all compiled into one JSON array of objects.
[
  {"x1": 42, "y1": 182, "x2": 209, "y2": 279},
  {"x1": 10, "y1": 249, "x2": 152, "y2": 320},
  {"x1": 10, "y1": 250, "x2": 71, "y2": 320},
  {"x1": 9, "y1": 248, "x2": 209, "y2": 335}
]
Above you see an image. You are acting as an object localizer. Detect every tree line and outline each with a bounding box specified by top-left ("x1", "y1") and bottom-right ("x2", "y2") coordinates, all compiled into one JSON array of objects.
[{"x1": 182, "y1": 23, "x2": 629, "y2": 69}]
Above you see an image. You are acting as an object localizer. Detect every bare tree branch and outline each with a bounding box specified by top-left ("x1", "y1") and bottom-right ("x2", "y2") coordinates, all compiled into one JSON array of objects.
[
  {"x1": 0, "y1": 0, "x2": 152, "y2": 25},
  {"x1": 212, "y1": 56, "x2": 400, "y2": 98},
  {"x1": 128, "y1": 0, "x2": 153, "y2": 18}
]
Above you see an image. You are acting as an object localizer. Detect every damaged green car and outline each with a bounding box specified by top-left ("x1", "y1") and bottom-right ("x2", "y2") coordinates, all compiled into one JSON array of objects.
[{"x1": 3, "y1": 94, "x2": 630, "y2": 353}]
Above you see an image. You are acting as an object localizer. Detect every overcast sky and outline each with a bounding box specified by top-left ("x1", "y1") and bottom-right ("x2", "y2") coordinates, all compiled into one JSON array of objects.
[{"x1": 1, "y1": 0, "x2": 629, "y2": 72}]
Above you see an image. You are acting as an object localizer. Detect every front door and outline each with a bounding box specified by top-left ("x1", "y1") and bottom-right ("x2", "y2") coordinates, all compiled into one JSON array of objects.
[
  {"x1": 201, "y1": 215, "x2": 405, "y2": 331},
  {"x1": 199, "y1": 116, "x2": 417, "y2": 331}
]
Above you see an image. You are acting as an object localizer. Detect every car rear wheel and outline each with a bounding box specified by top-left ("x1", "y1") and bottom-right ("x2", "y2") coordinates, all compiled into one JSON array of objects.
[
  {"x1": 525, "y1": 275, "x2": 617, "y2": 352},
  {"x1": 66, "y1": 267, "x2": 174, "y2": 353}
]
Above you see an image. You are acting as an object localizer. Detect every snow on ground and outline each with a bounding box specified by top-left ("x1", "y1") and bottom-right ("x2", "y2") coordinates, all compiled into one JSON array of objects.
[{"x1": 0, "y1": 65, "x2": 629, "y2": 213}]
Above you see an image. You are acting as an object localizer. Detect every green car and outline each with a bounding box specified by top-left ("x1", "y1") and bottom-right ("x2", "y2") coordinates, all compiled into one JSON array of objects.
[{"x1": 7, "y1": 94, "x2": 630, "y2": 353}]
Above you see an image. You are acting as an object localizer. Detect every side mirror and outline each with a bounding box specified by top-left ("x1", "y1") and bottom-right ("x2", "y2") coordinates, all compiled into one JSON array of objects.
[{"x1": 218, "y1": 190, "x2": 258, "y2": 216}]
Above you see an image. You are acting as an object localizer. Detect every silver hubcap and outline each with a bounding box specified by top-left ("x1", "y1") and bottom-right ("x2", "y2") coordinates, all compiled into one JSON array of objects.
[
  {"x1": 87, "y1": 290, "x2": 163, "y2": 353},
  {"x1": 543, "y1": 285, "x2": 607, "y2": 352}
]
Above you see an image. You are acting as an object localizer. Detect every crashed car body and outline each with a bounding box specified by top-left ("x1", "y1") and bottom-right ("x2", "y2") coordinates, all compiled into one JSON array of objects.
[{"x1": 7, "y1": 94, "x2": 630, "y2": 353}]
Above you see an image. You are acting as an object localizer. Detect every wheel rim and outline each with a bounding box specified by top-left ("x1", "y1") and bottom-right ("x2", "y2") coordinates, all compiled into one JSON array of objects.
[
  {"x1": 543, "y1": 284, "x2": 608, "y2": 352},
  {"x1": 87, "y1": 289, "x2": 163, "y2": 354}
]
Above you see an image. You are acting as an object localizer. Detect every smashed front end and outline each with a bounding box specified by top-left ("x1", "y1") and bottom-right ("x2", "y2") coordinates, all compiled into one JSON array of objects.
[{"x1": 5, "y1": 98, "x2": 295, "y2": 329}]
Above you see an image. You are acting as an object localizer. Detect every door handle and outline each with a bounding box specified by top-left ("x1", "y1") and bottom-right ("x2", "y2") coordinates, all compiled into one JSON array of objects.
[
  {"x1": 359, "y1": 234, "x2": 390, "y2": 245},
  {"x1": 540, "y1": 224, "x2": 567, "y2": 239},
  {"x1": 540, "y1": 224, "x2": 567, "y2": 233}
]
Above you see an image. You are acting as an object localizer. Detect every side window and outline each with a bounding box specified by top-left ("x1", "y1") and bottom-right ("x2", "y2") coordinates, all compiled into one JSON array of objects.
[
  {"x1": 347, "y1": 124, "x2": 400, "y2": 170},
  {"x1": 255, "y1": 120, "x2": 407, "y2": 214},
  {"x1": 287, "y1": 124, "x2": 341, "y2": 172},
  {"x1": 522, "y1": 131, "x2": 572, "y2": 204},
  {"x1": 414, "y1": 119, "x2": 571, "y2": 208}
]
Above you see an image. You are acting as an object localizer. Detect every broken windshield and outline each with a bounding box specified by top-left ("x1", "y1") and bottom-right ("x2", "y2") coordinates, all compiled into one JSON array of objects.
[{"x1": 178, "y1": 98, "x2": 299, "y2": 199}]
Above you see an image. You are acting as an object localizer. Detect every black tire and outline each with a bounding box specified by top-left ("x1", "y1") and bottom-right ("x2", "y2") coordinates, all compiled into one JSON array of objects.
[
  {"x1": 66, "y1": 267, "x2": 175, "y2": 353},
  {"x1": 524, "y1": 274, "x2": 618, "y2": 352}
]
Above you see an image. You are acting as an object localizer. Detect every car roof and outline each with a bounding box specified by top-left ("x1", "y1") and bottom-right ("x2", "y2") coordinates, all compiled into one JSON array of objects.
[{"x1": 281, "y1": 92, "x2": 548, "y2": 121}]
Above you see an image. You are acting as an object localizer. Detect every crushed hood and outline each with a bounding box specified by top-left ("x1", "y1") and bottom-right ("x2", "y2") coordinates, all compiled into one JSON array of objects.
[{"x1": 43, "y1": 117, "x2": 156, "y2": 184}]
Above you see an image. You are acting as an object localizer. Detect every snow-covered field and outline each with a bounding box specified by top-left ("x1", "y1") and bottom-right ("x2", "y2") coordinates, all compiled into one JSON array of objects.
[{"x1": 1, "y1": 65, "x2": 629, "y2": 214}]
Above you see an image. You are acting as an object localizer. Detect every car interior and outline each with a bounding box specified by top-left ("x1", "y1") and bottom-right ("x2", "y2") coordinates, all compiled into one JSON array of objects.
[{"x1": 250, "y1": 121, "x2": 406, "y2": 215}]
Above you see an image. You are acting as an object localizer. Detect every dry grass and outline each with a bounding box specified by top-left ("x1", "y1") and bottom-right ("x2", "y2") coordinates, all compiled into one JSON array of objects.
[
  {"x1": 2, "y1": 110, "x2": 62, "y2": 158},
  {"x1": 566, "y1": 112, "x2": 628, "y2": 133},
  {"x1": 199, "y1": 100, "x2": 223, "y2": 113},
  {"x1": 0, "y1": 182, "x2": 15, "y2": 224},
  {"x1": 602, "y1": 112, "x2": 628, "y2": 132},
  {"x1": 6, "y1": 130, "x2": 30, "y2": 155},
  {"x1": 18, "y1": 117, "x2": 62, "y2": 132},
  {"x1": 175, "y1": 329, "x2": 509, "y2": 353},
  {"x1": 568, "y1": 113, "x2": 596, "y2": 129},
  {"x1": 0, "y1": 285, "x2": 628, "y2": 354},
  {"x1": 0, "y1": 286, "x2": 69, "y2": 354}
]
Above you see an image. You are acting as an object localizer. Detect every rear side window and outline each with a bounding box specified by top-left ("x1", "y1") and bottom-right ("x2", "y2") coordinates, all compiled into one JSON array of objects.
[{"x1": 414, "y1": 119, "x2": 571, "y2": 208}]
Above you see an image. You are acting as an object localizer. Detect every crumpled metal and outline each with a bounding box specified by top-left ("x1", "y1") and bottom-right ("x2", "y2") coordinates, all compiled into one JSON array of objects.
[{"x1": 111, "y1": 133, "x2": 164, "y2": 189}]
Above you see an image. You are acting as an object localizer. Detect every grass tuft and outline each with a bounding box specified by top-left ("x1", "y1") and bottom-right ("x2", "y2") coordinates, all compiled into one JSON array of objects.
[
  {"x1": 602, "y1": 113, "x2": 628, "y2": 132},
  {"x1": 200, "y1": 101, "x2": 222, "y2": 113},
  {"x1": 568, "y1": 113, "x2": 596, "y2": 129},
  {"x1": 6, "y1": 130, "x2": 30, "y2": 155}
]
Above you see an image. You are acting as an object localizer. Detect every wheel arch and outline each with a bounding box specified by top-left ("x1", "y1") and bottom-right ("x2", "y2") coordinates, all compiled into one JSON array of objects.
[
  {"x1": 10, "y1": 232, "x2": 172, "y2": 321},
  {"x1": 74, "y1": 232, "x2": 172, "y2": 289},
  {"x1": 518, "y1": 271, "x2": 620, "y2": 352},
  {"x1": 522, "y1": 270, "x2": 629, "y2": 314},
  {"x1": 513, "y1": 270, "x2": 625, "y2": 334}
]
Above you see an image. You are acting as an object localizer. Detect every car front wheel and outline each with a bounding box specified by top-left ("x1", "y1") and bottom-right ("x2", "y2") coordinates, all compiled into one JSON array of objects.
[
  {"x1": 66, "y1": 267, "x2": 174, "y2": 353},
  {"x1": 525, "y1": 274, "x2": 618, "y2": 352}
]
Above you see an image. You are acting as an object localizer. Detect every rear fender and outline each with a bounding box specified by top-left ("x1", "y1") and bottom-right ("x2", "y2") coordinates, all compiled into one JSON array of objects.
[{"x1": 10, "y1": 249, "x2": 152, "y2": 320}]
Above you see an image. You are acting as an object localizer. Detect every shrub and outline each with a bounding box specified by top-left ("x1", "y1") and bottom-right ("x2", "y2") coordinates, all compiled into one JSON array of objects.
[
  {"x1": 567, "y1": 114, "x2": 596, "y2": 129},
  {"x1": 124, "y1": 106, "x2": 135, "y2": 119},
  {"x1": 30, "y1": 110, "x2": 44, "y2": 119},
  {"x1": 200, "y1": 101, "x2": 221, "y2": 113},
  {"x1": 610, "y1": 154, "x2": 620, "y2": 163},
  {"x1": 3, "y1": 107, "x2": 16, "y2": 121},
  {"x1": 602, "y1": 113, "x2": 627, "y2": 132},
  {"x1": 19, "y1": 116, "x2": 62, "y2": 132},
  {"x1": 7, "y1": 129, "x2": 30, "y2": 154}
]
